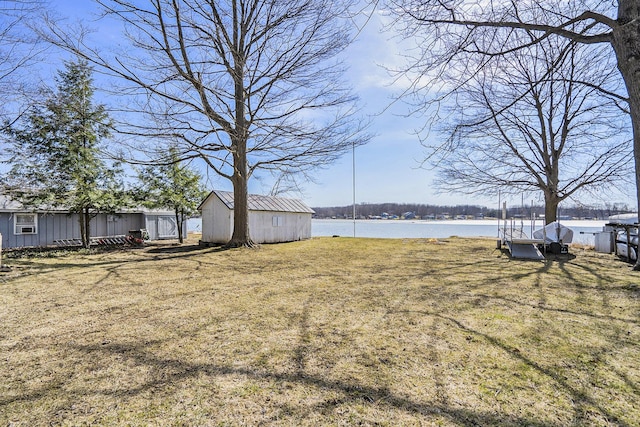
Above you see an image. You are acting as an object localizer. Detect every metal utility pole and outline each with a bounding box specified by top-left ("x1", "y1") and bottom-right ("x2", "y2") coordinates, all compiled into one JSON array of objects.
[{"x1": 352, "y1": 141, "x2": 356, "y2": 237}]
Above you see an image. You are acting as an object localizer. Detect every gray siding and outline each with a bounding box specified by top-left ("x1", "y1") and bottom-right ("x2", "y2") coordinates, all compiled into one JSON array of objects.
[
  {"x1": 0, "y1": 191, "x2": 188, "y2": 250},
  {"x1": 4, "y1": 212, "x2": 39, "y2": 248},
  {"x1": 144, "y1": 214, "x2": 186, "y2": 240},
  {"x1": 0, "y1": 212, "x2": 79, "y2": 248},
  {"x1": 92, "y1": 213, "x2": 145, "y2": 237},
  {"x1": 0, "y1": 211, "x2": 151, "y2": 249}
]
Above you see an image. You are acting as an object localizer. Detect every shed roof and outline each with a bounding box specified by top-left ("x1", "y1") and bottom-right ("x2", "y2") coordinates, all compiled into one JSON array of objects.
[
  {"x1": 0, "y1": 195, "x2": 23, "y2": 211},
  {"x1": 0, "y1": 195, "x2": 174, "y2": 215},
  {"x1": 202, "y1": 190, "x2": 314, "y2": 214}
]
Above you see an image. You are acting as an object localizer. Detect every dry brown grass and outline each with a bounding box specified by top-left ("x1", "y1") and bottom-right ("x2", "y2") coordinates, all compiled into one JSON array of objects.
[{"x1": 0, "y1": 236, "x2": 639, "y2": 426}]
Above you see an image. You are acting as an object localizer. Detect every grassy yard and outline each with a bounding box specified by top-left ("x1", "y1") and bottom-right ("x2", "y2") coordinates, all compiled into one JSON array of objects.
[{"x1": 0, "y1": 236, "x2": 639, "y2": 426}]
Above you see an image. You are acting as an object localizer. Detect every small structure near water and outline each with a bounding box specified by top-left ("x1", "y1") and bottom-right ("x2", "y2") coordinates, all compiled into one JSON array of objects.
[
  {"x1": 198, "y1": 190, "x2": 314, "y2": 244},
  {"x1": 595, "y1": 214, "x2": 639, "y2": 262}
]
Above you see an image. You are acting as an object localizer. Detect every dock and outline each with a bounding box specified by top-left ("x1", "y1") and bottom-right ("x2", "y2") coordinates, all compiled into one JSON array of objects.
[
  {"x1": 506, "y1": 238, "x2": 545, "y2": 260},
  {"x1": 501, "y1": 227, "x2": 545, "y2": 260}
]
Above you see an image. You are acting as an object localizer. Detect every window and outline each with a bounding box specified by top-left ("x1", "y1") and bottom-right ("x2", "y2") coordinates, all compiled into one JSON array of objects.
[
  {"x1": 14, "y1": 213, "x2": 38, "y2": 234},
  {"x1": 272, "y1": 216, "x2": 283, "y2": 227}
]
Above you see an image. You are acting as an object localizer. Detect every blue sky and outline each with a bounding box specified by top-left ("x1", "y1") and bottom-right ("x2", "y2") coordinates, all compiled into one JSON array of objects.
[
  {"x1": 294, "y1": 10, "x2": 451, "y2": 208},
  {"x1": 45, "y1": 1, "x2": 635, "y2": 210}
]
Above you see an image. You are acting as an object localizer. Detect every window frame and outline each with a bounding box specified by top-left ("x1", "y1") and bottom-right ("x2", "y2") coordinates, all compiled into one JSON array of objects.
[
  {"x1": 272, "y1": 215, "x2": 284, "y2": 227},
  {"x1": 14, "y1": 213, "x2": 38, "y2": 235}
]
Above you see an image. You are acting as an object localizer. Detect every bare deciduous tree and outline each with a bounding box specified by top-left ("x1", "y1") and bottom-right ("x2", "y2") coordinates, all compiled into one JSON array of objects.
[
  {"x1": 0, "y1": 0, "x2": 46, "y2": 134},
  {"x1": 429, "y1": 31, "x2": 631, "y2": 223},
  {"x1": 386, "y1": 0, "x2": 640, "y2": 269},
  {"x1": 46, "y1": 0, "x2": 370, "y2": 247}
]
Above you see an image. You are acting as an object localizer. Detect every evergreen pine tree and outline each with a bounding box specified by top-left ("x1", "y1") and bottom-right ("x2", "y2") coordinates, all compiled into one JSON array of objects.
[
  {"x1": 3, "y1": 58, "x2": 125, "y2": 248},
  {"x1": 136, "y1": 147, "x2": 206, "y2": 243}
]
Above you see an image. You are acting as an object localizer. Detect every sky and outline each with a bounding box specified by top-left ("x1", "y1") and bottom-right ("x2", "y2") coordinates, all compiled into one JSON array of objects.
[
  {"x1": 292, "y1": 10, "x2": 447, "y2": 208},
  {"x1": 38, "y1": 1, "x2": 636, "y2": 210}
]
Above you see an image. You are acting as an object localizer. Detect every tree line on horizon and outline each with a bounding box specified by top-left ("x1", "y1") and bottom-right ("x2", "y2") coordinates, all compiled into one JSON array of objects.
[{"x1": 312, "y1": 202, "x2": 634, "y2": 221}]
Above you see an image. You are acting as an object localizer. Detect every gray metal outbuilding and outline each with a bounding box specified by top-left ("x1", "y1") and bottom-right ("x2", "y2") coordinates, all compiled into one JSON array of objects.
[
  {"x1": 198, "y1": 190, "x2": 314, "y2": 244},
  {"x1": 0, "y1": 195, "x2": 185, "y2": 249}
]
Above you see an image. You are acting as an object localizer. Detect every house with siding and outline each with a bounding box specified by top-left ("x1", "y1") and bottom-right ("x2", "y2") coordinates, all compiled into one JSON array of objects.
[
  {"x1": 0, "y1": 195, "x2": 186, "y2": 249},
  {"x1": 198, "y1": 190, "x2": 314, "y2": 244}
]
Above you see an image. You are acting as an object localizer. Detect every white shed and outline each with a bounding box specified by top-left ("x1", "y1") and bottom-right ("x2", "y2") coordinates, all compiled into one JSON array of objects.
[{"x1": 199, "y1": 190, "x2": 314, "y2": 244}]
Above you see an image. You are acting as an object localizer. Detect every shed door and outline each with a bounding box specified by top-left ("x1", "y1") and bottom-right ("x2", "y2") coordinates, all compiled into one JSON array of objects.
[{"x1": 157, "y1": 216, "x2": 178, "y2": 239}]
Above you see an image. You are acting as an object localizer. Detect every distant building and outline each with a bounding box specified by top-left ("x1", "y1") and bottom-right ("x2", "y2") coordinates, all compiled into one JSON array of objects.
[{"x1": 198, "y1": 190, "x2": 314, "y2": 244}]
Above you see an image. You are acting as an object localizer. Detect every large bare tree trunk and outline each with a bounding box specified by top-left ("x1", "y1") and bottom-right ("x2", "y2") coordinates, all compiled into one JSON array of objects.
[
  {"x1": 611, "y1": 1, "x2": 640, "y2": 270},
  {"x1": 544, "y1": 192, "x2": 559, "y2": 225},
  {"x1": 226, "y1": 33, "x2": 253, "y2": 248},
  {"x1": 228, "y1": 87, "x2": 252, "y2": 247},
  {"x1": 227, "y1": 29, "x2": 254, "y2": 248},
  {"x1": 229, "y1": 162, "x2": 253, "y2": 247}
]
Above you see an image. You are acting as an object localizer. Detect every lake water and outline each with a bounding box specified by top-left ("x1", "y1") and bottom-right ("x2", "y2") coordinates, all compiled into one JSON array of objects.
[
  {"x1": 188, "y1": 218, "x2": 607, "y2": 245},
  {"x1": 311, "y1": 219, "x2": 606, "y2": 245}
]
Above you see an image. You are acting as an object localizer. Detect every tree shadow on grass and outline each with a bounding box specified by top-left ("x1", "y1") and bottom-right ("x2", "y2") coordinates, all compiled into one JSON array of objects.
[
  {"x1": 37, "y1": 339, "x2": 564, "y2": 427},
  {"x1": 406, "y1": 249, "x2": 637, "y2": 425},
  {"x1": 1, "y1": 243, "x2": 231, "y2": 283},
  {"x1": 438, "y1": 314, "x2": 632, "y2": 427},
  {"x1": 3, "y1": 297, "x2": 635, "y2": 427},
  {"x1": 449, "y1": 252, "x2": 639, "y2": 325}
]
